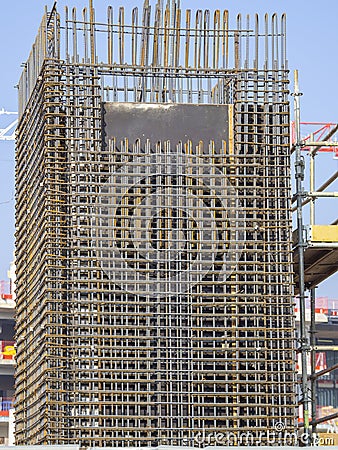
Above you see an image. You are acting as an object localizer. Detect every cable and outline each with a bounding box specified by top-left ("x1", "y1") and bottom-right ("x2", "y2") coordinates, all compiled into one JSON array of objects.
[{"x1": 0, "y1": 197, "x2": 14, "y2": 205}]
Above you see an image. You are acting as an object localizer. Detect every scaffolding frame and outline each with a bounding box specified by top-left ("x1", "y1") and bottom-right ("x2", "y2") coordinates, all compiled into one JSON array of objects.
[
  {"x1": 292, "y1": 108, "x2": 338, "y2": 445},
  {"x1": 15, "y1": 1, "x2": 296, "y2": 447}
]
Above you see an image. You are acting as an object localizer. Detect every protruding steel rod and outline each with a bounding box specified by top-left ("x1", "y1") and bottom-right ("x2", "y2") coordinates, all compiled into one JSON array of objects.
[{"x1": 89, "y1": 0, "x2": 96, "y2": 64}]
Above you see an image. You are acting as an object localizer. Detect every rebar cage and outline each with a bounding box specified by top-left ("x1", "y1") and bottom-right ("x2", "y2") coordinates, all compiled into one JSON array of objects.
[{"x1": 15, "y1": 1, "x2": 296, "y2": 446}]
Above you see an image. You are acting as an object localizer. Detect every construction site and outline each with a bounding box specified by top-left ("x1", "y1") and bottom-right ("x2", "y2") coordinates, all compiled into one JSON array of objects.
[{"x1": 10, "y1": 0, "x2": 338, "y2": 448}]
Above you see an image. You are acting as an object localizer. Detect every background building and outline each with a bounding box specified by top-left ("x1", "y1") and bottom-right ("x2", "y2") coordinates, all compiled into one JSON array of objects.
[
  {"x1": 15, "y1": 2, "x2": 296, "y2": 447},
  {"x1": 0, "y1": 261, "x2": 16, "y2": 445}
]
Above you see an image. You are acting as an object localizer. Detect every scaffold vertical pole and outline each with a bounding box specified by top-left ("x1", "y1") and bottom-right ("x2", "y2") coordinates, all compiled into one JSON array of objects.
[
  {"x1": 310, "y1": 287, "x2": 317, "y2": 441},
  {"x1": 294, "y1": 69, "x2": 310, "y2": 445}
]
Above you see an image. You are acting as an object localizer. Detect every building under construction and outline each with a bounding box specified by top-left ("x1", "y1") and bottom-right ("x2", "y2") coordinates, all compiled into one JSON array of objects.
[{"x1": 15, "y1": 1, "x2": 296, "y2": 447}]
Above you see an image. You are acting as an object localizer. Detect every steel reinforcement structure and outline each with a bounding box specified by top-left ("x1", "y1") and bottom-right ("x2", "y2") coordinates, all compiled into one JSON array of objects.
[{"x1": 15, "y1": 1, "x2": 296, "y2": 446}]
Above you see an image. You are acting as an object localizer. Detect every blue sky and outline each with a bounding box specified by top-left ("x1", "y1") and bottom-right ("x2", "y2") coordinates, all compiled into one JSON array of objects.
[{"x1": 0, "y1": 0, "x2": 337, "y2": 296}]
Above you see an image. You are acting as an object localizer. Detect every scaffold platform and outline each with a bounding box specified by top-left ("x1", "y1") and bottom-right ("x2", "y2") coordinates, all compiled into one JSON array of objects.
[{"x1": 293, "y1": 225, "x2": 338, "y2": 294}]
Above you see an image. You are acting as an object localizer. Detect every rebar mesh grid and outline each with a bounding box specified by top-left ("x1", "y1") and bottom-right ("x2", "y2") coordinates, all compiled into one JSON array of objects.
[{"x1": 15, "y1": 1, "x2": 296, "y2": 447}]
